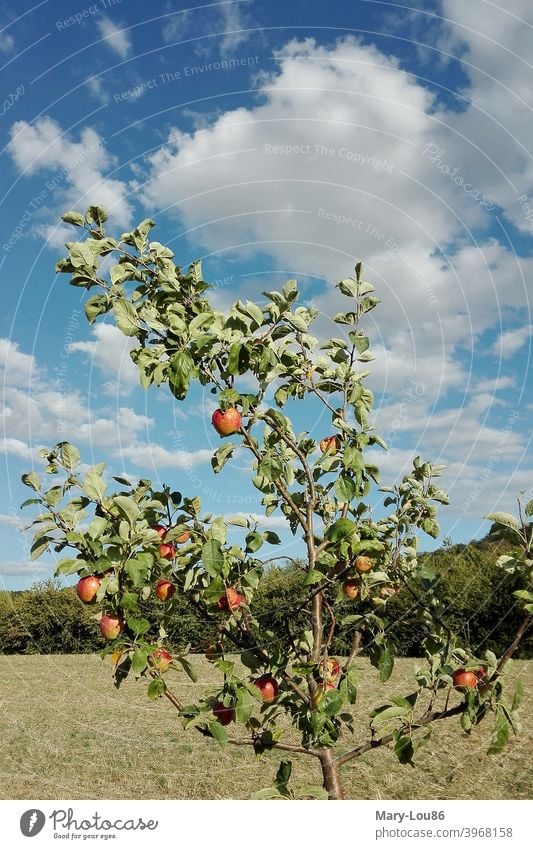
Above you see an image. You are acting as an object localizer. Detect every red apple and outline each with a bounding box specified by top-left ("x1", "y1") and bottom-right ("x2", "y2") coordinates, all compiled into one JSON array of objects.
[
  {"x1": 217, "y1": 588, "x2": 244, "y2": 611},
  {"x1": 175, "y1": 529, "x2": 191, "y2": 544},
  {"x1": 151, "y1": 647, "x2": 172, "y2": 672},
  {"x1": 452, "y1": 669, "x2": 478, "y2": 690},
  {"x1": 319, "y1": 435, "x2": 340, "y2": 455},
  {"x1": 212, "y1": 407, "x2": 241, "y2": 436},
  {"x1": 99, "y1": 613, "x2": 123, "y2": 640},
  {"x1": 342, "y1": 579, "x2": 360, "y2": 600},
  {"x1": 254, "y1": 674, "x2": 279, "y2": 703},
  {"x1": 159, "y1": 542, "x2": 176, "y2": 560},
  {"x1": 76, "y1": 575, "x2": 100, "y2": 603},
  {"x1": 476, "y1": 666, "x2": 487, "y2": 681},
  {"x1": 155, "y1": 579, "x2": 176, "y2": 602},
  {"x1": 153, "y1": 524, "x2": 168, "y2": 539},
  {"x1": 212, "y1": 701, "x2": 235, "y2": 725},
  {"x1": 354, "y1": 555, "x2": 373, "y2": 574}
]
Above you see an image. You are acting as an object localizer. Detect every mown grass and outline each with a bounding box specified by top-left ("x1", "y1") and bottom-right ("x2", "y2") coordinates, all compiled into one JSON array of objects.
[{"x1": 0, "y1": 654, "x2": 531, "y2": 800}]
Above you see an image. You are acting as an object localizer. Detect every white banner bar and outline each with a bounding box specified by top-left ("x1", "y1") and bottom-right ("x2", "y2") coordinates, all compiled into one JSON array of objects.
[{"x1": 1, "y1": 799, "x2": 531, "y2": 848}]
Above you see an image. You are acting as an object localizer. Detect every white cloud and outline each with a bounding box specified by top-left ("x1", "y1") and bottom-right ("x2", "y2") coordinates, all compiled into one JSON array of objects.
[
  {"x1": 7, "y1": 116, "x2": 133, "y2": 228},
  {"x1": 0, "y1": 32, "x2": 14, "y2": 52},
  {"x1": 475, "y1": 376, "x2": 515, "y2": 392},
  {"x1": 0, "y1": 339, "x2": 38, "y2": 384},
  {"x1": 0, "y1": 560, "x2": 47, "y2": 576},
  {"x1": 492, "y1": 325, "x2": 532, "y2": 358},
  {"x1": 161, "y1": 0, "x2": 254, "y2": 55},
  {"x1": 68, "y1": 323, "x2": 140, "y2": 396},
  {"x1": 119, "y1": 442, "x2": 213, "y2": 469},
  {"x1": 96, "y1": 16, "x2": 131, "y2": 58},
  {"x1": 0, "y1": 513, "x2": 25, "y2": 528},
  {"x1": 85, "y1": 76, "x2": 109, "y2": 104}
]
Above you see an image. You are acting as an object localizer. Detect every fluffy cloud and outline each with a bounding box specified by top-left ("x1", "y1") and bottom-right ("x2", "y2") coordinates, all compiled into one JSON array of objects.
[
  {"x1": 492, "y1": 324, "x2": 532, "y2": 358},
  {"x1": 96, "y1": 16, "x2": 131, "y2": 58},
  {"x1": 7, "y1": 117, "x2": 133, "y2": 229},
  {"x1": 68, "y1": 323, "x2": 140, "y2": 396}
]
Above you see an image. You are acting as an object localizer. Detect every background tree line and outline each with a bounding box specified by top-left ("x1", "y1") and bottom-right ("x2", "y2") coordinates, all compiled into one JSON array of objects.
[{"x1": 1, "y1": 532, "x2": 531, "y2": 659}]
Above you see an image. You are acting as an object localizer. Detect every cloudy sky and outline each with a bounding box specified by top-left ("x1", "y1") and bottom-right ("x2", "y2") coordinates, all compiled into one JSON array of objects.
[{"x1": 0, "y1": 0, "x2": 531, "y2": 588}]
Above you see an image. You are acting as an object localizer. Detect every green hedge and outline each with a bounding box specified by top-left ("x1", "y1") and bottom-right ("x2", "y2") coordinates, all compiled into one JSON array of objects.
[{"x1": 1, "y1": 538, "x2": 531, "y2": 658}]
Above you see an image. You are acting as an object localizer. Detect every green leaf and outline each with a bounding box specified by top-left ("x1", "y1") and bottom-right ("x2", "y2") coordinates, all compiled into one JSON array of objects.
[
  {"x1": 86, "y1": 206, "x2": 109, "y2": 227},
  {"x1": 21, "y1": 472, "x2": 41, "y2": 492},
  {"x1": 394, "y1": 735, "x2": 414, "y2": 765},
  {"x1": 371, "y1": 645, "x2": 394, "y2": 682},
  {"x1": 43, "y1": 486, "x2": 63, "y2": 507},
  {"x1": 202, "y1": 539, "x2": 224, "y2": 576},
  {"x1": 372, "y1": 704, "x2": 408, "y2": 723},
  {"x1": 176, "y1": 655, "x2": 198, "y2": 682},
  {"x1": 189, "y1": 259, "x2": 203, "y2": 284},
  {"x1": 245, "y1": 531, "x2": 264, "y2": 553},
  {"x1": 511, "y1": 678, "x2": 523, "y2": 712},
  {"x1": 83, "y1": 466, "x2": 106, "y2": 501},
  {"x1": 147, "y1": 678, "x2": 166, "y2": 700},
  {"x1": 84, "y1": 294, "x2": 109, "y2": 324},
  {"x1": 240, "y1": 650, "x2": 262, "y2": 670},
  {"x1": 263, "y1": 530, "x2": 281, "y2": 545},
  {"x1": 207, "y1": 720, "x2": 228, "y2": 749},
  {"x1": 321, "y1": 689, "x2": 344, "y2": 716},
  {"x1": 112, "y1": 299, "x2": 139, "y2": 336},
  {"x1": 524, "y1": 499, "x2": 533, "y2": 518},
  {"x1": 227, "y1": 515, "x2": 248, "y2": 527},
  {"x1": 168, "y1": 350, "x2": 194, "y2": 400},
  {"x1": 61, "y1": 210, "x2": 85, "y2": 227},
  {"x1": 485, "y1": 512, "x2": 520, "y2": 531},
  {"x1": 59, "y1": 442, "x2": 80, "y2": 470},
  {"x1": 236, "y1": 687, "x2": 255, "y2": 723},
  {"x1": 55, "y1": 558, "x2": 85, "y2": 576},
  {"x1": 488, "y1": 711, "x2": 510, "y2": 754},
  {"x1": 113, "y1": 495, "x2": 140, "y2": 525},
  {"x1": 334, "y1": 474, "x2": 357, "y2": 502},
  {"x1": 127, "y1": 617, "x2": 151, "y2": 636},
  {"x1": 211, "y1": 443, "x2": 235, "y2": 474},
  {"x1": 30, "y1": 536, "x2": 52, "y2": 559},
  {"x1": 338, "y1": 278, "x2": 357, "y2": 297}
]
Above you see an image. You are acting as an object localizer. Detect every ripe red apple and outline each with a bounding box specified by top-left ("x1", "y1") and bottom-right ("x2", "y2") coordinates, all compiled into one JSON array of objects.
[
  {"x1": 254, "y1": 674, "x2": 279, "y2": 703},
  {"x1": 76, "y1": 575, "x2": 100, "y2": 603},
  {"x1": 159, "y1": 542, "x2": 176, "y2": 560},
  {"x1": 155, "y1": 579, "x2": 176, "y2": 602},
  {"x1": 212, "y1": 407, "x2": 241, "y2": 436},
  {"x1": 354, "y1": 555, "x2": 373, "y2": 574},
  {"x1": 151, "y1": 647, "x2": 172, "y2": 672},
  {"x1": 452, "y1": 669, "x2": 478, "y2": 690},
  {"x1": 319, "y1": 435, "x2": 340, "y2": 455},
  {"x1": 217, "y1": 588, "x2": 244, "y2": 611},
  {"x1": 212, "y1": 701, "x2": 235, "y2": 725},
  {"x1": 99, "y1": 613, "x2": 123, "y2": 640},
  {"x1": 319, "y1": 658, "x2": 341, "y2": 683},
  {"x1": 153, "y1": 524, "x2": 167, "y2": 539},
  {"x1": 342, "y1": 579, "x2": 360, "y2": 600}
]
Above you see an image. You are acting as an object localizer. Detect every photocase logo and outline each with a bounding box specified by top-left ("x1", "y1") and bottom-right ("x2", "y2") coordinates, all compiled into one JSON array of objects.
[{"x1": 20, "y1": 810, "x2": 46, "y2": 837}]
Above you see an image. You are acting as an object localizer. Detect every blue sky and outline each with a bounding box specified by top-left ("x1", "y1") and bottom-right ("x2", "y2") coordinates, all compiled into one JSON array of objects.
[{"x1": 0, "y1": 0, "x2": 531, "y2": 589}]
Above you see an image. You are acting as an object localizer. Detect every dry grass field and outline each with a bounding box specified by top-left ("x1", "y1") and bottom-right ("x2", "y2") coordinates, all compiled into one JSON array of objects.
[{"x1": 0, "y1": 654, "x2": 531, "y2": 800}]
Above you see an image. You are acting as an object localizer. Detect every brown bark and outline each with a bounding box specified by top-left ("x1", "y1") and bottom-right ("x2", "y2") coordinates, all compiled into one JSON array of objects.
[{"x1": 318, "y1": 749, "x2": 345, "y2": 799}]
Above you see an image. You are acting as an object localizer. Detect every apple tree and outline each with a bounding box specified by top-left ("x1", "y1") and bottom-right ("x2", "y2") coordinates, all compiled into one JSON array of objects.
[{"x1": 22, "y1": 206, "x2": 532, "y2": 799}]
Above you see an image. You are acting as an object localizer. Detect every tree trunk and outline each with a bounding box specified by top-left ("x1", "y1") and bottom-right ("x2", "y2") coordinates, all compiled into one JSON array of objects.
[{"x1": 318, "y1": 749, "x2": 345, "y2": 799}]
